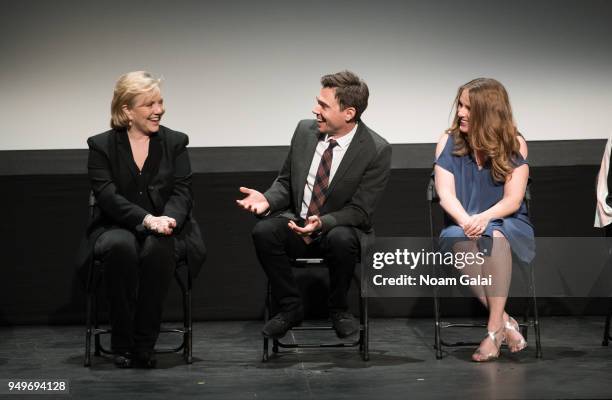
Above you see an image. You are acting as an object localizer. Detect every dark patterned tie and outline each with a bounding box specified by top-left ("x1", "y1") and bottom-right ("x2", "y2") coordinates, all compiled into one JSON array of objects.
[{"x1": 303, "y1": 139, "x2": 338, "y2": 243}]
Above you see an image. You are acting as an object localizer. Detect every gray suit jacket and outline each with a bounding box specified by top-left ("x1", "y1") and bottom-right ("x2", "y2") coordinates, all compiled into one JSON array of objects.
[{"x1": 263, "y1": 119, "x2": 392, "y2": 233}]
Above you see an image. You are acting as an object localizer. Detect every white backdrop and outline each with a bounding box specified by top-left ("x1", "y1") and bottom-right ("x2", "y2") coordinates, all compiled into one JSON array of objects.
[{"x1": 1, "y1": 0, "x2": 611, "y2": 150}]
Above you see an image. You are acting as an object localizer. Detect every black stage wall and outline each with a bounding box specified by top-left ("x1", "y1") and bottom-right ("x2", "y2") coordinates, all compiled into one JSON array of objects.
[{"x1": 0, "y1": 140, "x2": 606, "y2": 325}]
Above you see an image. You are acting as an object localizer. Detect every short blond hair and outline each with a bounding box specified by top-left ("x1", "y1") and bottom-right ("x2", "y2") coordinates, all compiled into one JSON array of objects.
[{"x1": 110, "y1": 71, "x2": 162, "y2": 129}]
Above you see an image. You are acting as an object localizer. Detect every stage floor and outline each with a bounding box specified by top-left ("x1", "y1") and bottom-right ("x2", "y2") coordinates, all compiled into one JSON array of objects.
[{"x1": 1, "y1": 317, "x2": 611, "y2": 399}]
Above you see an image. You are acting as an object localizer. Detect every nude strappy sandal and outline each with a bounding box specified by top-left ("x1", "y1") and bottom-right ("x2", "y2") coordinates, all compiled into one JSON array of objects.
[
  {"x1": 504, "y1": 316, "x2": 528, "y2": 353},
  {"x1": 472, "y1": 327, "x2": 505, "y2": 362}
]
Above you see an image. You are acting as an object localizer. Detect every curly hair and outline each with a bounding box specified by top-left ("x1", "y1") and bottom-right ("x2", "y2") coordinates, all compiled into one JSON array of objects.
[{"x1": 448, "y1": 78, "x2": 522, "y2": 183}]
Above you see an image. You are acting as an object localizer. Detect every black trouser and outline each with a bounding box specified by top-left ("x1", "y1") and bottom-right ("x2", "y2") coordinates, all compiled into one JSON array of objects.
[
  {"x1": 94, "y1": 228, "x2": 176, "y2": 353},
  {"x1": 252, "y1": 217, "x2": 360, "y2": 313}
]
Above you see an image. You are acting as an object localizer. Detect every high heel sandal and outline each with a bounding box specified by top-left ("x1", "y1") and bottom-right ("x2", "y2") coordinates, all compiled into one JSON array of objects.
[
  {"x1": 504, "y1": 316, "x2": 528, "y2": 353},
  {"x1": 472, "y1": 327, "x2": 505, "y2": 362}
]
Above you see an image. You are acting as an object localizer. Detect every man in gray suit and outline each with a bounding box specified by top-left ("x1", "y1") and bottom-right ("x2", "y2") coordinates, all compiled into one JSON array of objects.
[{"x1": 237, "y1": 70, "x2": 391, "y2": 339}]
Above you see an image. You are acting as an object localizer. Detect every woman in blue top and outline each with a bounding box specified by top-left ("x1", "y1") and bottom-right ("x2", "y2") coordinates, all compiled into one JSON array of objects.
[{"x1": 434, "y1": 78, "x2": 534, "y2": 362}]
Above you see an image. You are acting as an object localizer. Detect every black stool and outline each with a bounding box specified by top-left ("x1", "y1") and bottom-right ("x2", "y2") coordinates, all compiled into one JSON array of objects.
[
  {"x1": 262, "y1": 231, "x2": 373, "y2": 362},
  {"x1": 83, "y1": 192, "x2": 193, "y2": 367},
  {"x1": 427, "y1": 177, "x2": 542, "y2": 359}
]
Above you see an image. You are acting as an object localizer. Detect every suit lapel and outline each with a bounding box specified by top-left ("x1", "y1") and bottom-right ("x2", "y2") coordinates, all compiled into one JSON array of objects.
[
  {"x1": 295, "y1": 129, "x2": 320, "y2": 212},
  {"x1": 147, "y1": 131, "x2": 162, "y2": 177},
  {"x1": 116, "y1": 130, "x2": 139, "y2": 180},
  {"x1": 326, "y1": 123, "x2": 367, "y2": 197}
]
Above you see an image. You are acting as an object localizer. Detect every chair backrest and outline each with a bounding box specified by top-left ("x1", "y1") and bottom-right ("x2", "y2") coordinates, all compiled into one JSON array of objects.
[{"x1": 88, "y1": 190, "x2": 97, "y2": 218}]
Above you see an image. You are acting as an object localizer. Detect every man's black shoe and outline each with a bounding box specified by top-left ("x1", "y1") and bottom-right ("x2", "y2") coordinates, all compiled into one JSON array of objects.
[
  {"x1": 262, "y1": 311, "x2": 303, "y2": 339},
  {"x1": 133, "y1": 350, "x2": 157, "y2": 369},
  {"x1": 330, "y1": 311, "x2": 359, "y2": 338},
  {"x1": 113, "y1": 352, "x2": 133, "y2": 368}
]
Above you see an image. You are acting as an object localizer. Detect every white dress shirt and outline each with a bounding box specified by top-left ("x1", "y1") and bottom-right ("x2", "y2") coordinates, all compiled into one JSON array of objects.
[{"x1": 300, "y1": 124, "x2": 358, "y2": 219}]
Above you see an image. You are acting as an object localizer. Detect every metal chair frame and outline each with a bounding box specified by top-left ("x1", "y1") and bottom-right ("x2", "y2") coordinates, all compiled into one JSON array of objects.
[
  {"x1": 427, "y1": 177, "x2": 542, "y2": 359},
  {"x1": 262, "y1": 231, "x2": 374, "y2": 362},
  {"x1": 83, "y1": 192, "x2": 193, "y2": 367}
]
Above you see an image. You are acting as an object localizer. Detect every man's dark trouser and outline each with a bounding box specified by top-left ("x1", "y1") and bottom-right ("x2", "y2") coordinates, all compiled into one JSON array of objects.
[
  {"x1": 252, "y1": 216, "x2": 360, "y2": 313},
  {"x1": 95, "y1": 228, "x2": 176, "y2": 353}
]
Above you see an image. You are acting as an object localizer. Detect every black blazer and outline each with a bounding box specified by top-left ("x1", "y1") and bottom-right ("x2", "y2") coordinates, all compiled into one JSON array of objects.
[
  {"x1": 77, "y1": 126, "x2": 206, "y2": 278},
  {"x1": 263, "y1": 119, "x2": 392, "y2": 233}
]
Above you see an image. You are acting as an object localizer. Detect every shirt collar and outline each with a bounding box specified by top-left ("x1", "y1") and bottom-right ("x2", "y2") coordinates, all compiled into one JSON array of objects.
[{"x1": 324, "y1": 123, "x2": 358, "y2": 150}]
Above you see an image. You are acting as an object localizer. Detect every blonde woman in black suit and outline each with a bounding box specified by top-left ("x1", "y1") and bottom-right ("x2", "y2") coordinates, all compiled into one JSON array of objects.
[{"x1": 81, "y1": 71, "x2": 206, "y2": 368}]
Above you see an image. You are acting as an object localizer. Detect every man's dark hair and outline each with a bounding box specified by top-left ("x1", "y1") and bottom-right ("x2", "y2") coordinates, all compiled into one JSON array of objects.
[{"x1": 320, "y1": 70, "x2": 369, "y2": 121}]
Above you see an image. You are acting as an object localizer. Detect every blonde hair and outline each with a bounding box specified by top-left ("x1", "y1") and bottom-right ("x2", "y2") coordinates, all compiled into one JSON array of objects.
[
  {"x1": 110, "y1": 71, "x2": 162, "y2": 129},
  {"x1": 448, "y1": 78, "x2": 521, "y2": 183}
]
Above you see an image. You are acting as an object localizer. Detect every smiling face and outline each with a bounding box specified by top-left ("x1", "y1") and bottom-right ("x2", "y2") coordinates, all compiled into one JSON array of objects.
[
  {"x1": 124, "y1": 88, "x2": 164, "y2": 135},
  {"x1": 457, "y1": 89, "x2": 471, "y2": 134},
  {"x1": 311, "y1": 87, "x2": 355, "y2": 136}
]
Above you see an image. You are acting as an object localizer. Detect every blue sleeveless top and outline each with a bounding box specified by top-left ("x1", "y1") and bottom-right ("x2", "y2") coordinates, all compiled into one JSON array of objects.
[{"x1": 434, "y1": 133, "x2": 535, "y2": 263}]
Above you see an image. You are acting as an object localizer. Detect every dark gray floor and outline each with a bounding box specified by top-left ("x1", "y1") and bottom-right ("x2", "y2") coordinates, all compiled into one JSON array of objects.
[{"x1": 1, "y1": 317, "x2": 612, "y2": 399}]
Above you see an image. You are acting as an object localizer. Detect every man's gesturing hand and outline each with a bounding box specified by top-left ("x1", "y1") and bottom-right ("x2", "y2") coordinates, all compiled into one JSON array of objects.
[
  {"x1": 288, "y1": 216, "x2": 322, "y2": 236},
  {"x1": 236, "y1": 187, "x2": 270, "y2": 215}
]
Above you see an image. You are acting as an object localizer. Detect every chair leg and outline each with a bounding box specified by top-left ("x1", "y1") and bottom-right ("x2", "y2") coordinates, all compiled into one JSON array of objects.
[
  {"x1": 362, "y1": 296, "x2": 369, "y2": 361},
  {"x1": 530, "y1": 267, "x2": 542, "y2": 358},
  {"x1": 182, "y1": 280, "x2": 188, "y2": 360},
  {"x1": 262, "y1": 337, "x2": 269, "y2": 362},
  {"x1": 263, "y1": 279, "x2": 272, "y2": 361},
  {"x1": 533, "y1": 297, "x2": 542, "y2": 358},
  {"x1": 93, "y1": 293, "x2": 101, "y2": 356},
  {"x1": 602, "y1": 298, "x2": 612, "y2": 346},
  {"x1": 353, "y1": 267, "x2": 369, "y2": 360},
  {"x1": 358, "y1": 292, "x2": 364, "y2": 353},
  {"x1": 522, "y1": 297, "x2": 530, "y2": 342},
  {"x1": 433, "y1": 289, "x2": 443, "y2": 359},
  {"x1": 84, "y1": 294, "x2": 92, "y2": 367},
  {"x1": 272, "y1": 339, "x2": 279, "y2": 354},
  {"x1": 172, "y1": 266, "x2": 193, "y2": 364},
  {"x1": 429, "y1": 206, "x2": 443, "y2": 360},
  {"x1": 185, "y1": 284, "x2": 193, "y2": 364}
]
